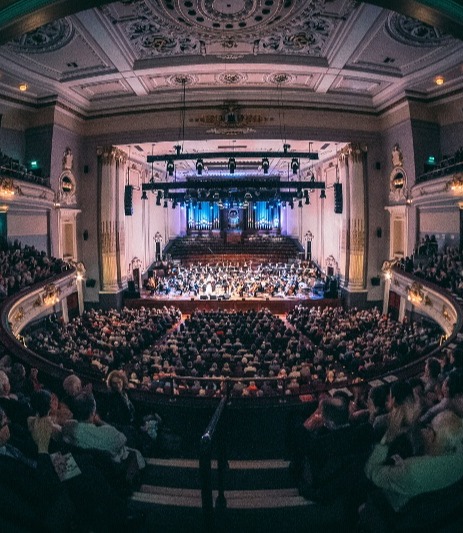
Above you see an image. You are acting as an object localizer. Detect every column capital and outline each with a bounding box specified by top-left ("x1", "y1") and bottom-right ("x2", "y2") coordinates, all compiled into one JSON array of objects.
[{"x1": 97, "y1": 145, "x2": 128, "y2": 164}]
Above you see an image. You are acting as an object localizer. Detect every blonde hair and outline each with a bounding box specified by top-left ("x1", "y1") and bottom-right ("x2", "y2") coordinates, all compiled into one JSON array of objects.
[
  {"x1": 106, "y1": 369, "x2": 128, "y2": 389},
  {"x1": 431, "y1": 410, "x2": 463, "y2": 454}
]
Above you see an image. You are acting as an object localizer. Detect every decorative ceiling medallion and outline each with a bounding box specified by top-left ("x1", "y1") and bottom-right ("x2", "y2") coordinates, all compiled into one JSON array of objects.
[
  {"x1": 107, "y1": 0, "x2": 341, "y2": 59},
  {"x1": 217, "y1": 72, "x2": 248, "y2": 84},
  {"x1": 266, "y1": 72, "x2": 295, "y2": 84},
  {"x1": 8, "y1": 20, "x2": 74, "y2": 53},
  {"x1": 152, "y1": 0, "x2": 309, "y2": 35},
  {"x1": 386, "y1": 13, "x2": 451, "y2": 47},
  {"x1": 166, "y1": 74, "x2": 198, "y2": 86}
]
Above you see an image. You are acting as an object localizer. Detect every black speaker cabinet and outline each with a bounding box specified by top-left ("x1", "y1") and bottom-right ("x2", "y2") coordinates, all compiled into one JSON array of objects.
[
  {"x1": 334, "y1": 183, "x2": 343, "y2": 214},
  {"x1": 124, "y1": 185, "x2": 133, "y2": 216}
]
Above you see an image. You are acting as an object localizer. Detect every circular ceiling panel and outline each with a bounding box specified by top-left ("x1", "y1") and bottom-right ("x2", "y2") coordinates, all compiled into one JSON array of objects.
[{"x1": 150, "y1": 0, "x2": 315, "y2": 39}]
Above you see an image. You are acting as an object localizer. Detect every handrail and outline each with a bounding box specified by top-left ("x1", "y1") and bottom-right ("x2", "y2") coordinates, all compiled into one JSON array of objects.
[{"x1": 199, "y1": 395, "x2": 228, "y2": 532}]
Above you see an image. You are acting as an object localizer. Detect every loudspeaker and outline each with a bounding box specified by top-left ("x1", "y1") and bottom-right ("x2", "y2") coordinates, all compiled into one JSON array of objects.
[
  {"x1": 376, "y1": 227, "x2": 382, "y2": 238},
  {"x1": 124, "y1": 185, "x2": 133, "y2": 216},
  {"x1": 84, "y1": 165, "x2": 89, "y2": 174},
  {"x1": 334, "y1": 183, "x2": 343, "y2": 214},
  {"x1": 375, "y1": 161, "x2": 381, "y2": 170},
  {"x1": 83, "y1": 230, "x2": 89, "y2": 241},
  {"x1": 200, "y1": 294, "x2": 208, "y2": 300},
  {"x1": 371, "y1": 276, "x2": 381, "y2": 286},
  {"x1": 128, "y1": 280, "x2": 135, "y2": 292},
  {"x1": 209, "y1": 294, "x2": 217, "y2": 300}
]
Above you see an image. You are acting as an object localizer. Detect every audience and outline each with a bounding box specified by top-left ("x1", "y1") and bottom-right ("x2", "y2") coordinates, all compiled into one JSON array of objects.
[
  {"x1": 2, "y1": 238, "x2": 463, "y2": 531},
  {"x1": 361, "y1": 410, "x2": 463, "y2": 532}
]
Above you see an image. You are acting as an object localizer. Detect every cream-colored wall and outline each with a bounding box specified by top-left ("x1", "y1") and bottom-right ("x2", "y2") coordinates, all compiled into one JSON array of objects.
[{"x1": 419, "y1": 208, "x2": 459, "y2": 234}]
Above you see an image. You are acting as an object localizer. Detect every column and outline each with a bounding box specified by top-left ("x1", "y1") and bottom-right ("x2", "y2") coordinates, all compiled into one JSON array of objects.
[
  {"x1": 97, "y1": 146, "x2": 128, "y2": 292},
  {"x1": 343, "y1": 143, "x2": 367, "y2": 292}
]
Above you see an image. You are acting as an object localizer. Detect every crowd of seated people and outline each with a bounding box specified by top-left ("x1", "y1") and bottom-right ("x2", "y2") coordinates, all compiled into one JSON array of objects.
[
  {"x1": 24, "y1": 306, "x2": 182, "y2": 380},
  {"x1": 398, "y1": 244, "x2": 463, "y2": 295},
  {"x1": 0, "y1": 148, "x2": 49, "y2": 186},
  {"x1": 0, "y1": 240, "x2": 70, "y2": 300},
  {"x1": 288, "y1": 345, "x2": 463, "y2": 530},
  {"x1": 144, "y1": 260, "x2": 323, "y2": 299},
  {"x1": 24, "y1": 305, "x2": 441, "y2": 398},
  {"x1": 286, "y1": 305, "x2": 440, "y2": 380},
  {"x1": 0, "y1": 354, "x2": 149, "y2": 532}
]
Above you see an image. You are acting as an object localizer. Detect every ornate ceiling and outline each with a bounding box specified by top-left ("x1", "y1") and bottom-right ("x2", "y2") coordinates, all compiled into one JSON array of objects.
[{"x1": 0, "y1": 0, "x2": 461, "y2": 119}]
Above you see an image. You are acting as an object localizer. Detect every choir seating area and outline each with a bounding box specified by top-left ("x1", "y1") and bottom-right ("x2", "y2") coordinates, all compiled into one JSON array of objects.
[{"x1": 164, "y1": 233, "x2": 304, "y2": 266}]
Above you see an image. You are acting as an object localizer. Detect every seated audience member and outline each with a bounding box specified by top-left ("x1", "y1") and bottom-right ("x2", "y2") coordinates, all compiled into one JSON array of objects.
[
  {"x1": 62, "y1": 391, "x2": 145, "y2": 470},
  {"x1": 366, "y1": 384, "x2": 390, "y2": 441},
  {"x1": 362, "y1": 410, "x2": 463, "y2": 531},
  {"x1": 0, "y1": 369, "x2": 32, "y2": 426},
  {"x1": 105, "y1": 370, "x2": 136, "y2": 426},
  {"x1": 28, "y1": 389, "x2": 63, "y2": 443},
  {"x1": 421, "y1": 356, "x2": 442, "y2": 406},
  {"x1": 0, "y1": 406, "x2": 74, "y2": 532},
  {"x1": 383, "y1": 381, "x2": 420, "y2": 445},
  {"x1": 420, "y1": 368, "x2": 463, "y2": 424},
  {"x1": 60, "y1": 374, "x2": 94, "y2": 419},
  {"x1": 291, "y1": 395, "x2": 373, "y2": 518}
]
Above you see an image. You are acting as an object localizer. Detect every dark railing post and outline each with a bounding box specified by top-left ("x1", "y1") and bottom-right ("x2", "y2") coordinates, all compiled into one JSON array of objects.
[
  {"x1": 200, "y1": 434, "x2": 214, "y2": 531},
  {"x1": 199, "y1": 396, "x2": 228, "y2": 532},
  {"x1": 215, "y1": 419, "x2": 227, "y2": 511}
]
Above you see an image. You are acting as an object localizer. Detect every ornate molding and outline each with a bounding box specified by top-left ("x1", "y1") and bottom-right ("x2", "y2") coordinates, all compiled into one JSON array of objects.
[
  {"x1": 97, "y1": 146, "x2": 128, "y2": 164},
  {"x1": 386, "y1": 12, "x2": 451, "y2": 47}
]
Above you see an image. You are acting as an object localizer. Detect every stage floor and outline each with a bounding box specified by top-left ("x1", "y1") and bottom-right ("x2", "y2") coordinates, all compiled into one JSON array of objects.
[{"x1": 125, "y1": 291, "x2": 340, "y2": 314}]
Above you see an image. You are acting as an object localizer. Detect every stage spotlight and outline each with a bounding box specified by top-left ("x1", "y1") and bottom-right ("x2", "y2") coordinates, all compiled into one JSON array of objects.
[
  {"x1": 291, "y1": 157, "x2": 299, "y2": 175},
  {"x1": 320, "y1": 189, "x2": 326, "y2": 199},
  {"x1": 198, "y1": 202, "x2": 202, "y2": 210},
  {"x1": 305, "y1": 195, "x2": 310, "y2": 205},
  {"x1": 156, "y1": 191, "x2": 162, "y2": 206},
  {"x1": 172, "y1": 200, "x2": 177, "y2": 209},
  {"x1": 228, "y1": 157, "x2": 236, "y2": 174},
  {"x1": 167, "y1": 159, "x2": 175, "y2": 176},
  {"x1": 298, "y1": 200, "x2": 303, "y2": 208},
  {"x1": 196, "y1": 158, "x2": 204, "y2": 175},
  {"x1": 289, "y1": 200, "x2": 294, "y2": 209},
  {"x1": 141, "y1": 190, "x2": 148, "y2": 200},
  {"x1": 262, "y1": 157, "x2": 269, "y2": 174},
  {"x1": 163, "y1": 200, "x2": 168, "y2": 208}
]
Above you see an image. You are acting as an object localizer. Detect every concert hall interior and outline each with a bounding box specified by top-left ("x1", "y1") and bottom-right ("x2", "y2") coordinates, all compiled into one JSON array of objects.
[{"x1": 1, "y1": 1, "x2": 463, "y2": 532}]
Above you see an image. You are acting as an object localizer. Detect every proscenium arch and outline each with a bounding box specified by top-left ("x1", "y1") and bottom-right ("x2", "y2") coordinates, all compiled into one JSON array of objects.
[{"x1": 0, "y1": 0, "x2": 463, "y2": 44}]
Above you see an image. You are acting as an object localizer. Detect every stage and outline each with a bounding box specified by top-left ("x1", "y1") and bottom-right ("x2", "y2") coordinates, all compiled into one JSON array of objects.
[{"x1": 124, "y1": 291, "x2": 341, "y2": 314}]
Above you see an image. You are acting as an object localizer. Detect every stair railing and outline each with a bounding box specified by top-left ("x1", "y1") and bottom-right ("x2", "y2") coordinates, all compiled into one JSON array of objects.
[{"x1": 199, "y1": 395, "x2": 228, "y2": 531}]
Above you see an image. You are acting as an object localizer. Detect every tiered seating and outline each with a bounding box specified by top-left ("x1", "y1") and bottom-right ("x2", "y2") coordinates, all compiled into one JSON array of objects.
[{"x1": 164, "y1": 234, "x2": 303, "y2": 265}]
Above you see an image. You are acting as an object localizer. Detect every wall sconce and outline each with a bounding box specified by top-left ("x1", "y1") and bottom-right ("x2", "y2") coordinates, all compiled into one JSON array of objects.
[{"x1": 407, "y1": 282, "x2": 424, "y2": 304}]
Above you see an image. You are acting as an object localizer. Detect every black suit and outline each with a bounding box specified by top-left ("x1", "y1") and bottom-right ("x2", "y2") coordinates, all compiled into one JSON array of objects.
[{"x1": 0, "y1": 451, "x2": 74, "y2": 532}]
